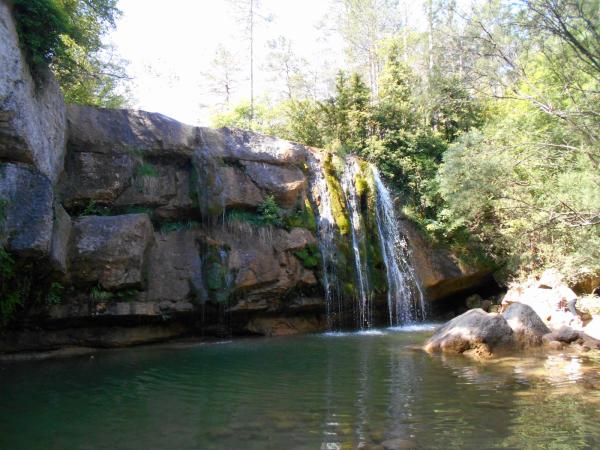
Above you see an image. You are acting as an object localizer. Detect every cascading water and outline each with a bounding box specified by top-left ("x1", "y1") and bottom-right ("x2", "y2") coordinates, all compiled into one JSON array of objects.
[
  {"x1": 341, "y1": 158, "x2": 372, "y2": 329},
  {"x1": 371, "y1": 166, "x2": 426, "y2": 325},
  {"x1": 307, "y1": 152, "x2": 342, "y2": 330}
]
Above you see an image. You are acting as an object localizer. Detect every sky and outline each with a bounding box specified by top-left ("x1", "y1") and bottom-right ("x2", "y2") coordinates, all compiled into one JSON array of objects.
[{"x1": 109, "y1": 0, "x2": 344, "y2": 126}]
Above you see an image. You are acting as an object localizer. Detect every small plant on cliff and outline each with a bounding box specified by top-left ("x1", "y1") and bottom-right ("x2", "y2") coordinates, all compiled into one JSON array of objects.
[
  {"x1": 46, "y1": 282, "x2": 64, "y2": 305},
  {"x1": 135, "y1": 163, "x2": 159, "y2": 178},
  {"x1": 284, "y1": 199, "x2": 317, "y2": 232},
  {"x1": 81, "y1": 200, "x2": 112, "y2": 217},
  {"x1": 0, "y1": 248, "x2": 22, "y2": 325},
  {"x1": 90, "y1": 285, "x2": 113, "y2": 301},
  {"x1": 258, "y1": 195, "x2": 283, "y2": 227},
  {"x1": 294, "y1": 244, "x2": 320, "y2": 269}
]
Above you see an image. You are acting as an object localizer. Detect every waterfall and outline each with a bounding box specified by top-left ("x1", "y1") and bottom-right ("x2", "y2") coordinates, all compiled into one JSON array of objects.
[
  {"x1": 307, "y1": 152, "x2": 342, "y2": 330},
  {"x1": 341, "y1": 158, "x2": 372, "y2": 329},
  {"x1": 371, "y1": 166, "x2": 426, "y2": 325}
]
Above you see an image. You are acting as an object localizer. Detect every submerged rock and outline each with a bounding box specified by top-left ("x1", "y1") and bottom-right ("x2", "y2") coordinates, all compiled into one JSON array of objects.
[{"x1": 424, "y1": 309, "x2": 514, "y2": 357}]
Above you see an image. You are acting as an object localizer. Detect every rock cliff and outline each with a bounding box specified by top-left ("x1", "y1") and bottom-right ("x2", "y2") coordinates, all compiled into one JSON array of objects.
[{"x1": 0, "y1": 2, "x2": 493, "y2": 352}]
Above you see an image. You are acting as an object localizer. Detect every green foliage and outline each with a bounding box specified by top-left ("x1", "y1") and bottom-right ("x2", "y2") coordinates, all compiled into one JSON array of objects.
[
  {"x1": 80, "y1": 200, "x2": 112, "y2": 216},
  {"x1": 135, "y1": 163, "x2": 159, "y2": 178},
  {"x1": 257, "y1": 195, "x2": 283, "y2": 227},
  {"x1": 90, "y1": 285, "x2": 113, "y2": 301},
  {"x1": 90, "y1": 285, "x2": 138, "y2": 301},
  {"x1": 284, "y1": 199, "x2": 317, "y2": 232},
  {"x1": 294, "y1": 244, "x2": 320, "y2": 269},
  {"x1": 12, "y1": 0, "x2": 128, "y2": 107},
  {"x1": 159, "y1": 220, "x2": 200, "y2": 234},
  {"x1": 46, "y1": 282, "x2": 64, "y2": 305}
]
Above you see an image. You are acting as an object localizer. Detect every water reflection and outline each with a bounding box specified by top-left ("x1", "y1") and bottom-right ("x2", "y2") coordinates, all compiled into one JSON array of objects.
[{"x1": 1, "y1": 327, "x2": 599, "y2": 449}]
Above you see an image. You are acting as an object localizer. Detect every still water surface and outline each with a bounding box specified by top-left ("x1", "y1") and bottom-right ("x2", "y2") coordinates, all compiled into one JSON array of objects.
[{"x1": 1, "y1": 325, "x2": 600, "y2": 449}]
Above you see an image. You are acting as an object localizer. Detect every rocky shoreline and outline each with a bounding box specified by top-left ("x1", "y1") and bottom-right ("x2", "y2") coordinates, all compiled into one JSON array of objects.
[{"x1": 424, "y1": 270, "x2": 600, "y2": 359}]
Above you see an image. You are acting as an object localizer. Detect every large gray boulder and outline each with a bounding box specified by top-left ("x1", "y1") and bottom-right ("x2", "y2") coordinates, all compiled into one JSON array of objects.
[
  {"x1": 242, "y1": 161, "x2": 307, "y2": 209},
  {"x1": 502, "y1": 302, "x2": 550, "y2": 348},
  {"x1": 69, "y1": 214, "x2": 154, "y2": 289},
  {"x1": 199, "y1": 127, "x2": 307, "y2": 166},
  {"x1": 67, "y1": 105, "x2": 199, "y2": 158},
  {"x1": 0, "y1": 2, "x2": 66, "y2": 183},
  {"x1": 424, "y1": 309, "x2": 514, "y2": 357},
  {"x1": 0, "y1": 163, "x2": 53, "y2": 258}
]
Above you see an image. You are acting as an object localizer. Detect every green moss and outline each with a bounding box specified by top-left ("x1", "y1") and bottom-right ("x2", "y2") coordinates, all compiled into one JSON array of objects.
[
  {"x1": 199, "y1": 243, "x2": 233, "y2": 305},
  {"x1": 284, "y1": 199, "x2": 317, "y2": 232},
  {"x1": 322, "y1": 153, "x2": 351, "y2": 236}
]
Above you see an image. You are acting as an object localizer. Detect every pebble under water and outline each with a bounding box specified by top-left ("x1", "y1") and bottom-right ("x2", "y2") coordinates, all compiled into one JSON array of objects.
[{"x1": 1, "y1": 325, "x2": 600, "y2": 449}]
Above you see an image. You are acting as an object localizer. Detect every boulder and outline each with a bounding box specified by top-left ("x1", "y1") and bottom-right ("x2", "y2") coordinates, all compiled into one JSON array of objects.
[
  {"x1": 0, "y1": 2, "x2": 66, "y2": 183},
  {"x1": 67, "y1": 105, "x2": 198, "y2": 158},
  {"x1": 583, "y1": 316, "x2": 600, "y2": 341},
  {"x1": 502, "y1": 302, "x2": 549, "y2": 347},
  {"x1": 199, "y1": 127, "x2": 307, "y2": 166},
  {"x1": 552, "y1": 325, "x2": 580, "y2": 343},
  {"x1": 0, "y1": 163, "x2": 53, "y2": 258},
  {"x1": 69, "y1": 214, "x2": 154, "y2": 289},
  {"x1": 501, "y1": 270, "x2": 583, "y2": 331},
  {"x1": 242, "y1": 161, "x2": 307, "y2": 209},
  {"x1": 424, "y1": 309, "x2": 514, "y2": 357}
]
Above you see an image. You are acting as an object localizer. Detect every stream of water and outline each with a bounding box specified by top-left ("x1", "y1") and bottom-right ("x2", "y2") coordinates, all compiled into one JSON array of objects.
[{"x1": 2, "y1": 327, "x2": 599, "y2": 449}]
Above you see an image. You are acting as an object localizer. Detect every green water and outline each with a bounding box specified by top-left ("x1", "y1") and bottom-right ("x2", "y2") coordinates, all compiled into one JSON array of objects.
[{"x1": 1, "y1": 325, "x2": 600, "y2": 450}]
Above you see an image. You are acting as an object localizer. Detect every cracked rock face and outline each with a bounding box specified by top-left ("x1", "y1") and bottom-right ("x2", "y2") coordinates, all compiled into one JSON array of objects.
[
  {"x1": 69, "y1": 214, "x2": 154, "y2": 290},
  {"x1": 0, "y1": 2, "x2": 66, "y2": 183},
  {"x1": 0, "y1": 163, "x2": 54, "y2": 259}
]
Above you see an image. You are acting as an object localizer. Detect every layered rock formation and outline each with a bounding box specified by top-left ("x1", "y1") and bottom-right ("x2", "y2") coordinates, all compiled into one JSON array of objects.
[{"x1": 0, "y1": 2, "x2": 495, "y2": 352}]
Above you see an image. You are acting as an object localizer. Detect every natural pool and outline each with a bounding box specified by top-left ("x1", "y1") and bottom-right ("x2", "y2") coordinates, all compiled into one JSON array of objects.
[{"x1": 1, "y1": 325, "x2": 599, "y2": 450}]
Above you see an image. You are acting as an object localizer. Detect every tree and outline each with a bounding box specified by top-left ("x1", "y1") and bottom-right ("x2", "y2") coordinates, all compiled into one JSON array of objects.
[
  {"x1": 202, "y1": 45, "x2": 241, "y2": 108},
  {"x1": 335, "y1": 0, "x2": 402, "y2": 98},
  {"x1": 264, "y1": 36, "x2": 308, "y2": 100},
  {"x1": 12, "y1": 0, "x2": 129, "y2": 107},
  {"x1": 228, "y1": 0, "x2": 273, "y2": 124}
]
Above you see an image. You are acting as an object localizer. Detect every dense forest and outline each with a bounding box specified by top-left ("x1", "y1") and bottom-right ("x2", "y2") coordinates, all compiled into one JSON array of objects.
[{"x1": 13, "y1": 0, "x2": 600, "y2": 286}]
